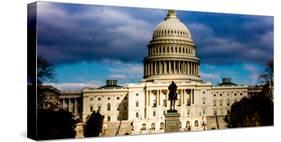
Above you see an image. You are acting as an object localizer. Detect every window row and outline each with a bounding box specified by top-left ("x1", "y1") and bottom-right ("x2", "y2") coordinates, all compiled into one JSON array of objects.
[
  {"x1": 140, "y1": 120, "x2": 202, "y2": 131},
  {"x1": 149, "y1": 46, "x2": 194, "y2": 56},
  {"x1": 212, "y1": 92, "x2": 244, "y2": 97},
  {"x1": 153, "y1": 29, "x2": 189, "y2": 37},
  {"x1": 90, "y1": 103, "x2": 127, "y2": 112},
  {"x1": 212, "y1": 98, "x2": 236, "y2": 106},
  {"x1": 90, "y1": 96, "x2": 127, "y2": 101}
]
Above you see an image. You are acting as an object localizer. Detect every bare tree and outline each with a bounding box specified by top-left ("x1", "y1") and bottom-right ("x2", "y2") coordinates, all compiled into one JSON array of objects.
[
  {"x1": 37, "y1": 56, "x2": 55, "y2": 85},
  {"x1": 258, "y1": 60, "x2": 273, "y2": 99}
]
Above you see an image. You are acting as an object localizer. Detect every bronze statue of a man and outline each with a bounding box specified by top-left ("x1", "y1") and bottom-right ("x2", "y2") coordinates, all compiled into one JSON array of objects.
[{"x1": 168, "y1": 81, "x2": 177, "y2": 111}]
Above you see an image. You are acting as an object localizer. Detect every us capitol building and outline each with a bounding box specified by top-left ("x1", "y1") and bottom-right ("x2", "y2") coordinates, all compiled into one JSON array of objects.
[{"x1": 57, "y1": 10, "x2": 261, "y2": 136}]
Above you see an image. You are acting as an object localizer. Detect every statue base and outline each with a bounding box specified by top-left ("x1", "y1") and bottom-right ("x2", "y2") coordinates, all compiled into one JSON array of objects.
[{"x1": 164, "y1": 111, "x2": 181, "y2": 133}]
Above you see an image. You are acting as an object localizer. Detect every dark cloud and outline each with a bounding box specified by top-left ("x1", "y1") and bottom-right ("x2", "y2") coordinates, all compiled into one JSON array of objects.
[
  {"x1": 184, "y1": 12, "x2": 273, "y2": 65},
  {"x1": 37, "y1": 2, "x2": 163, "y2": 65},
  {"x1": 36, "y1": 2, "x2": 273, "y2": 66}
]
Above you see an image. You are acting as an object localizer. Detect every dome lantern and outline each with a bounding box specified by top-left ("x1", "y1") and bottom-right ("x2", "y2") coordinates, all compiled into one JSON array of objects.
[{"x1": 165, "y1": 10, "x2": 177, "y2": 20}]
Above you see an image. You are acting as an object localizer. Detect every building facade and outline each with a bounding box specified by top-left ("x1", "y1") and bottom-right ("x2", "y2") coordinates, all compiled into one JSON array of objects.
[{"x1": 60, "y1": 10, "x2": 262, "y2": 136}]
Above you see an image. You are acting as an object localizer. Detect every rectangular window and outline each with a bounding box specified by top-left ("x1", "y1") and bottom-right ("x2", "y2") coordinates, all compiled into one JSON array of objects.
[
  {"x1": 163, "y1": 100, "x2": 167, "y2": 107},
  {"x1": 153, "y1": 100, "x2": 157, "y2": 107},
  {"x1": 107, "y1": 116, "x2": 111, "y2": 121},
  {"x1": 202, "y1": 97, "x2": 206, "y2": 105},
  {"x1": 153, "y1": 111, "x2": 156, "y2": 116},
  {"x1": 90, "y1": 106, "x2": 93, "y2": 112},
  {"x1": 213, "y1": 100, "x2": 217, "y2": 106},
  {"x1": 219, "y1": 99, "x2": 223, "y2": 106},
  {"x1": 136, "y1": 101, "x2": 139, "y2": 107},
  {"x1": 98, "y1": 105, "x2": 101, "y2": 111},
  {"x1": 136, "y1": 112, "x2": 139, "y2": 118},
  {"x1": 187, "y1": 99, "x2": 191, "y2": 106},
  {"x1": 177, "y1": 94, "x2": 181, "y2": 106},
  {"x1": 214, "y1": 110, "x2": 217, "y2": 115},
  {"x1": 203, "y1": 108, "x2": 206, "y2": 114}
]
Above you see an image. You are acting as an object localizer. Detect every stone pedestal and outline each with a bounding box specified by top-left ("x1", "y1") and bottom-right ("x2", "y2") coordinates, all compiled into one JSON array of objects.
[{"x1": 164, "y1": 111, "x2": 181, "y2": 133}]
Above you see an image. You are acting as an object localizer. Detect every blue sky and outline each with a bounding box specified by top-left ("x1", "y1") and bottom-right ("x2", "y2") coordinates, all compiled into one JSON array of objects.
[{"x1": 35, "y1": 2, "x2": 273, "y2": 90}]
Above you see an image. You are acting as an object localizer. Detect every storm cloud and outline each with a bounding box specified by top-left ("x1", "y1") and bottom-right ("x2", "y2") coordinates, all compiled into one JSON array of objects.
[{"x1": 36, "y1": 2, "x2": 273, "y2": 66}]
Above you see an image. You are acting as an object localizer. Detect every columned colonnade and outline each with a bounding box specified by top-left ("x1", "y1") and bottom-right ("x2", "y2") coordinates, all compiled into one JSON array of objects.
[
  {"x1": 61, "y1": 97, "x2": 80, "y2": 115},
  {"x1": 144, "y1": 60, "x2": 199, "y2": 77},
  {"x1": 144, "y1": 88, "x2": 194, "y2": 119}
]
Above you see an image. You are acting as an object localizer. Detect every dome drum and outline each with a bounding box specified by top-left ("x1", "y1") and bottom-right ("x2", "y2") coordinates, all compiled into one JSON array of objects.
[{"x1": 143, "y1": 10, "x2": 201, "y2": 82}]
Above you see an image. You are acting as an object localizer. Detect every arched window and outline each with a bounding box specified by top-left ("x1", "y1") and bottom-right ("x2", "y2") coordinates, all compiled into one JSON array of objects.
[
  {"x1": 151, "y1": 123, "x2": 155, "y2": 130},
  {"x1": 107, "y1": 103, "x2": 111, "y2": 111},
  {"x1": 226, "y1": 98, "x2": 230, "y2": 106},
  {"x1": 179, "y1": 121, "x2": 182, "y2": 128},
  {"x1": 141, "y1": 123, "x2": 146, "y2": 130},
  {"x1": 160, "y1": 122, "x2": 164, "y2": 130},
  {"x1": 213, "y1": 99, "x2": 217, "y2": 106},
  {"x1": 194, "y1": 120, "x2": 199, "y2": 127},
  {"x1": 186, "y1": 121, "x2": 190, "y2": 127}
]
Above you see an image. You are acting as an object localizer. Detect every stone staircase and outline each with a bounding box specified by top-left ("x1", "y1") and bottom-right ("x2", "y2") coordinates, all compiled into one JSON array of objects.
[{"x1": 102, "y1": 120, "x2": 133, "y2": 136}]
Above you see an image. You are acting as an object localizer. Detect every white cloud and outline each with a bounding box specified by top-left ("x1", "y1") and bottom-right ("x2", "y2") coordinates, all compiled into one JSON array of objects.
[
  {"x1": 200, "y1": 71, "x2": 220, "y2": 82},
  {"x1": 45, "y1": 80, "x2": 104, "y2": 90},
  {"x1": 105, "y1": 60, "x2": 143, "y2": 83},
  {"x1": 108, "y1": 74, "x2": 128, "y2": 80},
  {"x1": 243, "y1": 64, "x2": 260, "y2": 84}
]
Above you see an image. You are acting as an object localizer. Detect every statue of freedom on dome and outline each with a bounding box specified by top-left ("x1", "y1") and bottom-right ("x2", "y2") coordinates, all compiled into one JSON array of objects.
[{"x1": 168, "y1": 81, "x2": 177, "y2": 112}]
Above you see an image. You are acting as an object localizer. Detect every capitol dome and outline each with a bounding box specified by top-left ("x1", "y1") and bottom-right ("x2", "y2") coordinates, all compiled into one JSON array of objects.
[
  {"x1": 152, "y1": 10, "x2": 192, "y2": 40},
  {"x1": 143, "y1": 10, "x2": 201, "y2": 82}
]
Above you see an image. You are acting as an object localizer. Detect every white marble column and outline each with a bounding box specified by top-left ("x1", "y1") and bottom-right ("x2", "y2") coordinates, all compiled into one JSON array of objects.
[
  {"x1": 187, "y1": 62, "x2": 190, "y2": 74},
  {"x1": 149, "y1": 62, "x2": 153, "y2": 75},
  {"x1": 178, "y1": 61, "x2": 181, "y2": 74},
  {"x1": 169, "y1": 61, "x2": 171, "y2": 74},
  {"x1": 182, "y1": 89, "x2": 184, "y2": 105},
  {"x1": 197, "y1": 63, "x2": 200, "y2": 75},
  {"x1": 148, "y1": 90, "x2": 150, "y2": 106},
  {"x1": 144, "y1": 63, "x2": 146, "y2": 77},
  {"x1": 158, "y1": 90, "x2": 161, "y2": 106},
  {"x1": 173, "y1": 61, "x2": 176, "y2": 74},
  {"x1": 162, "y1": 61, "x2": 165, "y2": 74},
  {"x1": 197, "y1": 63, "x2": 199, "y2": 75},
  {"x1": 68, "y1": 98, "x2": 71, "y2": 112},
  {"x1": 189, "y1": 62, "x2": 191, "y2": 75},
  {"x1": 159, "y1": 61, "x2": 162, "y2": 74},
  {"x1": 191, "y1": 62, "x2": 194, "y2": 75},
  {"x1": 184, "y1": 62, "x2": 186, "y2": 74},
  {"x1": 182, "y1": 62, "x2": 184, "y2": 74},
  {"x1": 147, "y1": 63, "x2": 149, "y2": 76},
  {"x1": 154, "y1": 61, "x2": 156, "y2": 74},
  {"x1": 74, "y1": 98, "x2": 78, "y2": 114},
  {"x1": 189, "y1": 90, "x2": 192, "y2": 106},
  {"x1": 62, "y1": 98, "x2": 66, "y2": 110},
  {"x1": 185, "y1": 61, "x2": 188, "y2": 74}
]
